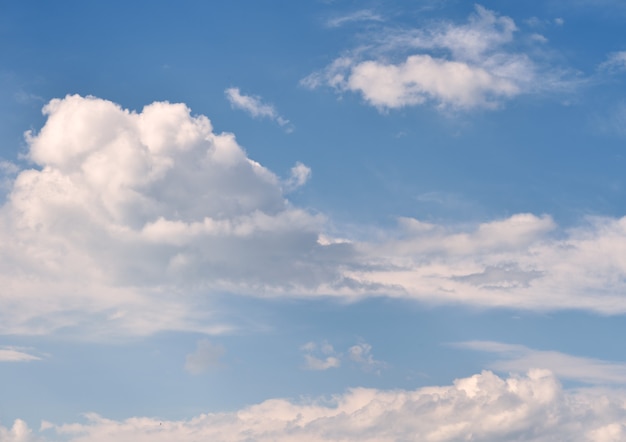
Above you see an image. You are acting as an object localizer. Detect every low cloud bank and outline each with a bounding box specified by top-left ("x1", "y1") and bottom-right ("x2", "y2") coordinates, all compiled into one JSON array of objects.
[{"x1": 6, "y1": 370, "x2": 626, "y2": 441}]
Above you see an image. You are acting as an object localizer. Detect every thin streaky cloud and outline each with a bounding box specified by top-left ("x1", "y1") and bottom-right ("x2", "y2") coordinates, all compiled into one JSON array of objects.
[
  {"x1": 326, "y1": 10, "x2": 384, "y2": 28},
  {"x1": 225, "y1": 87, "x2": 293, "y2": 130},
  {"x1": 456, "y1": 340, "x2": 626, "y2": 385},
  {"x1": 0, "y1": 346, "x2": 41, "y2": 362}
]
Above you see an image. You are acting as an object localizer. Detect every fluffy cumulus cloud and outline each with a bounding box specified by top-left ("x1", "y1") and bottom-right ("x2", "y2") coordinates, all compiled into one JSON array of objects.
[
  {"x1": 4, "y1": 95, "x2": 626, "y2": 339},
  {"x1": 10, "y1": 370, "x2": 626, "y2": 441},
  {"x1": 0, "y1": 94, "x2": 345, "y2": 338},
  {"x1": 303, "y1": 5, "x2": 571, "y2": 110}
]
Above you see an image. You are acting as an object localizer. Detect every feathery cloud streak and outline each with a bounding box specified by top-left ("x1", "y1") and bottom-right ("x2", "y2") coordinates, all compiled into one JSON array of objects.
[{"x1": 225, "y1": 87, "x2": 292, "y2": 130}]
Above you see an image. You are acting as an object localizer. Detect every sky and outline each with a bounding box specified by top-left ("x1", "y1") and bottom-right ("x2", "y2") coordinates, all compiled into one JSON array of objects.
[{"x1": 2, "y1": 0, "x2": 626, "y2": 440}]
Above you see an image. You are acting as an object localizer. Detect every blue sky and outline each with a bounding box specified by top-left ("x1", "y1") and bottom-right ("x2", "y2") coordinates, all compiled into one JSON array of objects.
[{"x1": 2, "y1": 1, "x2": 626, "y2": 440}]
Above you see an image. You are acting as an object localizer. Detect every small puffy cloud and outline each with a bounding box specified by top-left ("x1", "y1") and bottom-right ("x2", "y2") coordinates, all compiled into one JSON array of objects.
[
  {"x1": 301, "y1": 341, "x2": 341, "y2": 370},
  {"x1": 0, "y1": 346, "x2": 41, "y2": 362},
  {"x1": 304, "y1": 5, "x2": 573, "y2": 111},
  {"x1": 184, "y1": 339, "x2": 224, "y2": 374},
  {"x1": 35, "y1": 370, "x2": 626, "y2": 441},
  {"x1": 348, "y1": 342, "x2": 385, "y2": 374},
  {"x1": 283, "y1": 162, "x2": 311, "y2": 192},
  {"x1": 225, "y1": 88, "x2": 293, "y2": 131},
  {"x1": 326, "y1": 10, "x2": 383, "y2": 28},
  {"x1": 302, "y1": 340, "x2": 385, "y2": 373},
  {"x1": 457, "y1": 341, "x2": 626, "y2": 385}
]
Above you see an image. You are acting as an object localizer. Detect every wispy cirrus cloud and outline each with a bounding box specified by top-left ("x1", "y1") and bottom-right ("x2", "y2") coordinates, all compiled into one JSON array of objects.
[
  {"x1": 599, "y1": 51, "x2": 626, "y2": 73},
  {"x1": 456, "y1": 341, "x2": 626, "y2": 385},
  {"x1": 325, "y1": 10, "x2": 383, "y2": 28},
  {"x1": 225, "y1": 87, "x2": 293, "y2": 131},
  {"x1": 0, "y1": 346, "x2": 41, "y2": 362}
]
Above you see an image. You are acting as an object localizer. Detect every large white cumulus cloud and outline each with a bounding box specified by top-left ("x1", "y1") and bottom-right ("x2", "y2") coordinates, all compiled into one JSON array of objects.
[
  {"x1": 4, "y1": 95, "x2": 626, "y2": 338},
  {"x1": 0, "y1": 95, "x2": 350, "y2": 338},
  {"x1": 10, "y1": 370, "x2": 626, "y2": 441}
]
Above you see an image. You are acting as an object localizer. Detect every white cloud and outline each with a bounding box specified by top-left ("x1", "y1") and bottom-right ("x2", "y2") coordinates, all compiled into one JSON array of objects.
[
  {"x1": 0, "y1": 419, "x2": 38, "y2": 442},
  {"x1": 304, "y1": 5, "x2": 573, "y2": 111},
  {"x1": 457, "y1": 341, "x2": 626, "y2": 385},
  {"x1": 599, "y1": 51, "x2": 626, "y2": 73},
  {"x1": 0, "y1": 95, "x2": 341, "y2": 339},
  {"x1": 0, "y1": 346, "x2": 41, "y2": 362},
  {"x1": 0, "y1": 161, "x2": 20, "y2": 196},
  {"x1": 21, "y1": 370, "x2": 626, "y2": 441},
  {"x1": 5, "y1": 95, "x2": 626, "y2": 340},
  {"x1": 326, "y1": 10, "x2": 383, "y2": 28},
  {"x1": 184, "y1": 339, "x2": 224, "y2": 374},
  {"x1": 301, "y1": 341, "x2": 341, "y2": 370},
  {"x1": 348, "y1": 342, "x2": 385, "y2": 373},
  {"x1": 283, "y1": 162, "x2": 311, "y2": 192},
  {"x1": 348, "y1": 213, "x2": 626, "y2": 313},
  {"x1": 225, "y1": 87, "x2": 293, "y2": 130},
  {"x1": 302, "y1": 340, "x2": 385, "y2": 373}
]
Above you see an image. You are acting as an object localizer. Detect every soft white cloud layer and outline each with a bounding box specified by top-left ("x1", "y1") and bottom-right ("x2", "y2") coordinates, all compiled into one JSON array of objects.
[
  {"x1": 599, "y1": 51, "x2": 626, "y2": 73},
  {"x1": 351, "y1": 213, "x2": 626, "y2": 313},
  {"x1": 16, "y1": 370, "x2": 626, "y2": 441},
  {"x1": 225, "y1": 87, "x2": 292, "y2": 130},
  {"x1": 304, "y1": 5, "x2": 571, "y2": 110},
  {"x1": 184, "y1": 339, "x2": 224, "y2": 374},
  {"x1": 458, "y1": 341, "x2": 626, "y2": 385},
  {"x1": 4, "y1": 95, "x2": 626, "y2": 339}
]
